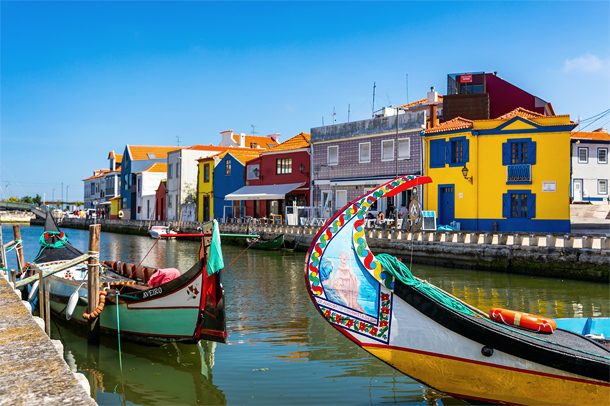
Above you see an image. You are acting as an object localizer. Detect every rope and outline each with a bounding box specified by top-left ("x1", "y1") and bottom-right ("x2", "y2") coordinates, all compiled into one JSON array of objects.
[
  {"x1": 39, "y1": 232, "x2": 68, "y2": 249},
  {"x1": 115, "y1": 292, "x2": 127, "y2": 405},
  {"x1": 136, "y1": 236, "x2": 161, "y2": 269},
  {"x1": 221, "y1": 237, "x2": 260, "y2": 274},
  {"x1": 377, "y1": 252, "x2": 610, "y2": 360},
  {"x1": 4, "y1": 239, "x2": 22, "y2": 253}
]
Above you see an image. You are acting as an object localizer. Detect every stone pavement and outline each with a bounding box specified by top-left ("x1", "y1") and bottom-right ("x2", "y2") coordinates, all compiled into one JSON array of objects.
[
  {"x1": 0, "y1": 274, "x2": 96, "y2": 406},
  {"x1": 570, "y1": 204, "x2": 610, "y2": 235}
]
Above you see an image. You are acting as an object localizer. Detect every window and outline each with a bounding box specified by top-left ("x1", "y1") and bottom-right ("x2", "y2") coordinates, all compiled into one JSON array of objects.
[
  {"x1": 502, "y1": 190, "x2": 535, "y2": 219},
  {"x1": 226, "y1": 160, "x2": 231, "y2": 176},
  {"x1": 177, "y1": 163, "x2": 181, "y2": 177},
  {"x1": 359, "y1": 142, "x2": 371, "y2": 163},
  {"x1": 168, "y1": 164, "x2": 173, "y2": 179},
  {"x1": 381, "y1": 140, "x2": 394, "y2": 161},
  {"x1": 321, "y1": 191, "x2": 332, "y2": 210},
  {"x1": 430, "y1": 139, "x2": 446, "y2": 168},
  {"x1": 91, "y1": 183, "x2": 95, "y2": 195},
  {"x1": 137, "y1": 178, "x2": 141, "y2": 193},
  {"x1": 328, "y1": 146, "x2": 338, "y2": 165},
  {"x1": 599, "y1": 180, "x2": 608, "y2": 195},
  {"x1": 168, "y1": 195, "x2": 172, "y2": 208},
  {"x1": 122, "y1": 198, "x2": 127, "y2": 209},
  {"x1": 276, "y1": 158, "x2": 292, "y2": 174},
  {"x1": 204, "y1": 164, "x2": 210, "y2": 182},
  {"x1": 578, "y1": 147, "x2": 588, "y2": 163},
  {"x1": 449, "y1": 138, "x2": 467, "y2": 165},
  {"x1": 250, "y1": 143, "x2": 258, "y2": 148},
  {"x1": 335, "y1": 190, "x2": 347, "y2": 210},
  {"x1": 398, "y1": 138, "x2": 410, "y2": 160},
  {"x1": 502, "y1": 139, "x2": 536, "y2": 166},
  {"x1": 598, "y1": 148, "x2": 608, "y2": 164}
]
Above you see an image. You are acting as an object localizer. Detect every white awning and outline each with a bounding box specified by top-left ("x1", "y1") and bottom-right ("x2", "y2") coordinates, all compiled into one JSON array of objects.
[{"x1": 225, "y1": 183, "x2": 306, "y2": 201}]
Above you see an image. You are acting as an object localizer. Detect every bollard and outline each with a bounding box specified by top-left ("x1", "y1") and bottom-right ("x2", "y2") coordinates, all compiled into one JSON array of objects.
[{"x1": 87, "y1": 224, "x2": 101, "y2": 344}]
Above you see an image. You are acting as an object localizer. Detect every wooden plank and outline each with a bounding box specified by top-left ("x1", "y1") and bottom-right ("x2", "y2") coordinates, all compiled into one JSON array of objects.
[
  {"x1": 14, "y1": 254, "x2": 90, "y2": 288},
  {"x1": 12, "y1": 225, "x2": 25, "y2": 271}
]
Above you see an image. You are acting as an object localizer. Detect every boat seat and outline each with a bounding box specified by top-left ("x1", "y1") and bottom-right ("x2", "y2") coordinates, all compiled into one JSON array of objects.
[
  {"x1": 133, "y1": 266, "x2": 146, "y2": 282},
  {"x1": 143, "y1": 267, "x2": 156, "y2": 283},
  {"x1": 122, "y1": 263, "x2": 133, "y2": 278}
]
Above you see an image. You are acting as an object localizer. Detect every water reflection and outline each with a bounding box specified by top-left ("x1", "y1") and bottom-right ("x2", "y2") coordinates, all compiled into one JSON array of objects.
[{"x1": 4, "y1": 224, "x2": 609, "y2": 405}]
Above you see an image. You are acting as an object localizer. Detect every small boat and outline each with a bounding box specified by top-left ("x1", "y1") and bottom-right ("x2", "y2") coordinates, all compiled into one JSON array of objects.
[
  {"x1": 304, "y1": 175, "x2": 610, "y2": 405},
  {"x1": 149, "y1": 225, "x2": 176, "y2": 239},
  {"x1": 247, "y1": 234, "x2": 284, "y2": 250},
  {"x1": 26, "y1": 212, "x2": 227, "y2": 345}
]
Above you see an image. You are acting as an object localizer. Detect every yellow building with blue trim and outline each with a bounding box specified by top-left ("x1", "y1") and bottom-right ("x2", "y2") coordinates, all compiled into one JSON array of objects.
[{"x1": 422, "y1": 108, "x2": 575, "y2": 233}]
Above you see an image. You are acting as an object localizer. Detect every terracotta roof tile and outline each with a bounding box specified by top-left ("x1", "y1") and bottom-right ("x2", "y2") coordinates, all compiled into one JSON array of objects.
[
  {"x1": 139, "y1": 163, "x2": 167, "y2": 174},
  {"x1": 82, "y1": 169, "x2": 110, "y2": 181},
  {"x1": 263, "y1": 132, "x2": 310, "y2": 153},
  {"x1": 571, "y1": 131, "x2": 610, "y2": 141},
  {"x1": 495, "y1": 107, "x2": 544, "y2": 120},
  {"x1": 397, "y1": 95, "x2": 444, "y2": 109},
  {"x1": 127, "y1": 145, "x2": 180, "y2": 161},
  {"x1": 231, "y1": 134, "x2": 279, "y2": 148},
  {"x1": 425, "y1": 117, "x2": 473, "y2": 134}
]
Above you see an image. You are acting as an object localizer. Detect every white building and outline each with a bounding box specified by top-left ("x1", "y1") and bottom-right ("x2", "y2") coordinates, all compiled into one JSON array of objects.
[
  {"x1": 136, "y1": 163, "x2": 167, "y2": 220},
  {"x1": 571, "y1": 130, "x2": 609, "y2": 203},
  {"x1": 83, "y1": 169, "x2": 108, "y2": 210}
]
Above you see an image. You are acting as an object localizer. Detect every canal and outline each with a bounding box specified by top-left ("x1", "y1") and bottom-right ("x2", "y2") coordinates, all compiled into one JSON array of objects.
[{"x1": 3, "y1": 224, "x2": 609, "y2": 405}]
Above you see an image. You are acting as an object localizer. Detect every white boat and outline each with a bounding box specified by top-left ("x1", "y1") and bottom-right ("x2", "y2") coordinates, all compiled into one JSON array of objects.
[{"x1": 149, "y1": 225, "x2": 176, "y2": 239}]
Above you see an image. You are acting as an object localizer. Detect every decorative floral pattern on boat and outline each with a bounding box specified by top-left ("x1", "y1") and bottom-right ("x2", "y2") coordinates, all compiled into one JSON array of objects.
[{"x1": 187, "y1": 285, "x2": 199, "y2": 300}]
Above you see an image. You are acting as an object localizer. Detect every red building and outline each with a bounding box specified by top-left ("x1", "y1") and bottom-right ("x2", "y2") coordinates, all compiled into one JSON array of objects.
[
  {"x1": 225, "y1": 132, "x2": 310, "y2": 223},
  {"x1": 155, "y1": 180, "x2": 167, "y2": 221}
]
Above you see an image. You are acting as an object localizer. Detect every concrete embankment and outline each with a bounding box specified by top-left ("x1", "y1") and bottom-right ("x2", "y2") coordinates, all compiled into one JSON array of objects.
[
  {"x1": 0, "y1": 271, "x2": 96, "y2": 405},
  {"x1": 52, "y1": 218, "x2": 610, "y2": 282}
]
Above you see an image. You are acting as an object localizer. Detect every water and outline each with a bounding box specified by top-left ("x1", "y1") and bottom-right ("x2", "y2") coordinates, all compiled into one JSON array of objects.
[{"x1": 3, "y1": 224, "x2": 609, "y2": 405}]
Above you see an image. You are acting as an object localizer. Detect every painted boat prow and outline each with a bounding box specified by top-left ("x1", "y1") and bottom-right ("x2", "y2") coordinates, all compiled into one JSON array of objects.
[{"x1": 304, "y1": 175, "x2": 610, "y2": 406}]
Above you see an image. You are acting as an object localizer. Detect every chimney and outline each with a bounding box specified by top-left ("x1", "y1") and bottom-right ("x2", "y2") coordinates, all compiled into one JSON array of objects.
[
  {"x1": 427, "y1": 87, "x2": 438, "y2": 104},
  {"x1": 220, "y1": 130, "x2": 234, "y2": 146},
  {"x1": 268, "y1": 133, "x2": 280, "y2": 142},
  {"x1": 239, "y1": 133, "x2": 247, "y2": 148},
  {"x1": 429, "y1": 103, "x2": 439, "y2": 128}
]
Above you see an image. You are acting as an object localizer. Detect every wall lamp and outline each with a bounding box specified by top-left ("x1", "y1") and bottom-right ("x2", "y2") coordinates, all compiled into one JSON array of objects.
[
  {"x1": 252, "y1": 167, "x2": 260, "y2": 178},
  {"x1": 299, "y1": 164, "x2": 309, "y2": 175},
  {"x1": 461, "y1": 165, "x2": 473, "y2": 184}
]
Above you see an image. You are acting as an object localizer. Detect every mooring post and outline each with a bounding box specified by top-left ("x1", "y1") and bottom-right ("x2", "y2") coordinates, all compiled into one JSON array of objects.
[
  {"x1": 44, "y1": 279, "x2": 51, "y2": 337},
  {"x1": 12, "y1": 225, "x2": 25, "y2": 271},
  {"x1": 87, "y1": 224, "x2": 101, "y2": 344},
  {"x1": 0, "y1": 225, "x2": 7, "y2": 269},
  {"x1": 38, "y1": 269, "x2": 45, "y2": 326}
]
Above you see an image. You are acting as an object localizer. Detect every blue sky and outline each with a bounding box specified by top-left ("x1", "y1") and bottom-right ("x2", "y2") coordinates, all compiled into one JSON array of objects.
[{"x1": 1, "y1": 1, "x2": 608, "y2": 201}]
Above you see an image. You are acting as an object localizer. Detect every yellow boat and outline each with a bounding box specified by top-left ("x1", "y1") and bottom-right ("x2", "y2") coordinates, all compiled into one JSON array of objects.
[{"x1": 304, "y1": 175, "x2": 610, "y2": 405}]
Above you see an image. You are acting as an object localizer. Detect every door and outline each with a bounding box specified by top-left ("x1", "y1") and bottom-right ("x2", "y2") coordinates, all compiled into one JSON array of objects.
[
  {"x1": 573, "y1": 179, "x2": 582, "y2": 202},
  {"x1": 438, "y1": 185, "x2": 455, "y2": 226},
  {"x1": 203, "y1": 196, "x2": 210, "y2": 222}
]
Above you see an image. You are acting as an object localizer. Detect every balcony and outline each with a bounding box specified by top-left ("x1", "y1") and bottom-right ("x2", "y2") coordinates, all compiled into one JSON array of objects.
[{"x1": 507, "y1": 164, "x2": 531, "y2": 183}]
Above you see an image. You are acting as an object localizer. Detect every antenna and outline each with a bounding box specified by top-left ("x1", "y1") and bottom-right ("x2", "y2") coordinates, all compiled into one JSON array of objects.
[
  {"x1": 372, "y1": 82, "x2": 376, "y2": 118},
  {"x1": 251, "y1": 125, "x2": 258, "y2": 135},
  {"x1": 406, "y1": 74, "x2": 409, "y2": 104},
  {"x1": 332, "y1": 107, "x2": 337, "y2": 124},
  {"x1": 322, "y1": 116, "x2": 325, "y2": 126},
  {"x1": 348, "y1": 104, "x2": 350, "y2": 123},
  {"x1": 176, "y1": 135, "x2": 180, "y2": 146}
]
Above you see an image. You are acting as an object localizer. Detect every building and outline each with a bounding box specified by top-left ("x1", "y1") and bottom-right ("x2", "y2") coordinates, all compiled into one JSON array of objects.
[
  {"x1": 196, "y1": 149, "x2": 260, "y2": 222},
  {"x1": 218, "y1": 130, "x2": 279, "y2": 149},
  {"x1": 443, "y1": 72, "x2": 555, "y2": 121},
  {"x1": 119, "y1": 145, "x2": 179, "y2": 220},
  {"x1": 155, "y1": 180, "x2": 167, "y2": 221},
  {"x1": 83, "y1": 169, "x2": 109, "y2": 210},
  {"x1": 571, "y1": 129, "x2": 609, "y2": 203},
  {"x1": 309, "y1": 110, "x2": 426, "y2": 219},
  {"x1": 226, "y1": 132, "x2": 311, "y2": 223},
  {"x1": 135, "y1": 163, "x2": 167, "y2": 220},
  {"x1": 422, "y1": 107, "x2": 575, "y2": 233}
]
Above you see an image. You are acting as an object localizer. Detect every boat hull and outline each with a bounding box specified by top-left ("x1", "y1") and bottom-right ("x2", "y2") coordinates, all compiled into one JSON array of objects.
[{"x1": 304, "y1": 175, "x2": 610, "y2": 405}]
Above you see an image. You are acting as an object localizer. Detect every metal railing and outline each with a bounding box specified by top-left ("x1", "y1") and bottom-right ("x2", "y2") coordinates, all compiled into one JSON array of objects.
[{"x1": 507, "y1": 164, "x2": 531, "y2": 182}]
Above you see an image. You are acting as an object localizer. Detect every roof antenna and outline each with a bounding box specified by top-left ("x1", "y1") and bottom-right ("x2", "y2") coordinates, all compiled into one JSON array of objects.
[
  {"x1": 348, "y1": 104, "x2": 350, "y2": 123},
  {"x1": 251, "y1": 125, "x2": 258, "y2": 135},
  {"x1": 176, "y1": 135, "x2": 180, "y2": 146},
  {"x1": 372, "y1": 82, "x2": 376, "y2": 118},
  {"x1": 332, "y1": 107, "x2": 337, "y2": 124}
]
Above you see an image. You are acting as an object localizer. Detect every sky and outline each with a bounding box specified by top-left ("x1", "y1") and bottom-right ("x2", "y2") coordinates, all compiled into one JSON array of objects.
[{"x1": 1, "y1": 1, "x2": 609, "y2": 202}]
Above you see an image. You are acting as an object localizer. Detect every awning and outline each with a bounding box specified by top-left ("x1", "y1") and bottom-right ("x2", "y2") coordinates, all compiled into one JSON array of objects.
[{"x1": 225, "y1": 182, "x2": 305, "y2": 201}]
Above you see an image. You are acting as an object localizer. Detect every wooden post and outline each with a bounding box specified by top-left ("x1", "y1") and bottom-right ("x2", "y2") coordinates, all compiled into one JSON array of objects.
[
  {"x1": 87, "y1": 224, "x2": 101, "y2": 344},
  {"x1": 38, "y1": 270, "x2": 45, "y2": 324},
  {"x1": 0, "y1": 225, "x2": 7, "y2": 269},
  {"x1": 11, "y1": 269, "x2": 16, "y2": 284},
  {"x1": 12, "y1": 225, "x2": 25, "y2": 271},
  {"x1": 45, "y1": 279, "x2": 51, "y2": 337}
]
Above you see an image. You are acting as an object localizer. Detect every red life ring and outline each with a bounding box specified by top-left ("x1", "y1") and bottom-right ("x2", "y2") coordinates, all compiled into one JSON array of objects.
[{"x1": 489, "y1": 308, "x2": 557, "y2": 333}]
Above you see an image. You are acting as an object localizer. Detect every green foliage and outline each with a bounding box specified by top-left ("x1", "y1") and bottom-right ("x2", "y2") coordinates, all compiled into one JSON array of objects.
[{"x1": 32, "y1": 194, "x2": 42, "y2": 204}]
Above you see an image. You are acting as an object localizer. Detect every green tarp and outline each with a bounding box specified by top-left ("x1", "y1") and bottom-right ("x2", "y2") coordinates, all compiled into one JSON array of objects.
[{"x1": 207, "y1": 221, "x2": 225, "y2": 276}]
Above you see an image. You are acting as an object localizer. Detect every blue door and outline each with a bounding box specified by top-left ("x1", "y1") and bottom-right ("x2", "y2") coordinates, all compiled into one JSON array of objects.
[{"x1": 438, "y1": 185, "x2": 455, "y2": 226}]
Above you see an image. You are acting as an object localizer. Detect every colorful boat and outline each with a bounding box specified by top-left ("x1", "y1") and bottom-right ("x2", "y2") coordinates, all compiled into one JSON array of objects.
[
  {"x1": 304, "y1": 175, "x2": 610, "y2": 405},
  {"x1": 27, "y1": 212, "x2": 227, "y2": 345},
  {"x1": 248, "y1": 234, "x2": 284, "y2": 250}
]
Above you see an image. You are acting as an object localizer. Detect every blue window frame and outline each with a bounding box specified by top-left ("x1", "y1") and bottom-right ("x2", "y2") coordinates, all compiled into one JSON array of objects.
[
  {"x1": 502, "y1": 190, "x2": 535, "y2": 219},
  {"x1": 502, "y1": 138, "x2": 536, "y2": 166},
  {"x1": 599, "y1": 180, "x2": 608, "y2": 195},
  {"x1": 430, "y1": 139, "x2": 446, "y2": 168},
  {"x1": 446, "y1": 136, "x2": 469, "y2": 167},
  {"x1": 598, "y1": 148, "x2": 608, "y2": 164}
]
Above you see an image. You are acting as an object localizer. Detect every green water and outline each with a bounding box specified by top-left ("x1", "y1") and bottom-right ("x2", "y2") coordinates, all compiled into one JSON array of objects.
[{"x1": 4, "y1": 224, "x2": 608, "y2": 405}]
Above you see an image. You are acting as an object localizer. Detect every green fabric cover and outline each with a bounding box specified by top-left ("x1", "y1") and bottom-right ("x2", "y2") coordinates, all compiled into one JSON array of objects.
[{"x1": 207, "y1": 221, "x2": 225, "y2": 276}]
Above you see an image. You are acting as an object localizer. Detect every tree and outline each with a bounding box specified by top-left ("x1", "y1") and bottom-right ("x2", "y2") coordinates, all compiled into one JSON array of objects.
[
  {"x1": 32, "y1": 194, "x2": 42, "y2": 204},
  {"x1": 21, "y1": 196, "x2": 33, "y2": 203}
]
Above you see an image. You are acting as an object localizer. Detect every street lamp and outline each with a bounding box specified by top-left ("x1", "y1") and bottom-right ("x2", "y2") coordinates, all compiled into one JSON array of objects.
[{"x1": 461, "y1": 165, "x2": 473, "y2": 184}]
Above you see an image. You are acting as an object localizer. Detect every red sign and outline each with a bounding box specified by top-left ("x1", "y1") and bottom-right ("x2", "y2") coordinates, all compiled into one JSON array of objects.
[{"x1": 460, "y1": 74, "x2": 472, "y2": 83}]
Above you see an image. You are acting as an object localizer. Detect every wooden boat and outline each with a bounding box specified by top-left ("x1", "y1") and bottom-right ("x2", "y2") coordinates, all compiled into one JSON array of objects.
[
  {"x1": 247, "y1": 234, "x2": 284, "y2": 250},
  {"x1": 149, "y1": 225, "x2": 176, "y2": 239},
  {"x1": 304, "y1": 175, "x2": 610, "y2": 405},
  {"x1": 27, "y1": 212, "x2": 227, "y2": 345}
]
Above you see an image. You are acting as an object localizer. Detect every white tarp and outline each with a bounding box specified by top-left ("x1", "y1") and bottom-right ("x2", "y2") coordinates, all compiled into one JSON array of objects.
[{"x1": 224, "y1": 182, "x2": 305, "y2": 201}]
